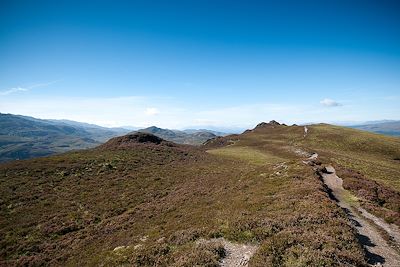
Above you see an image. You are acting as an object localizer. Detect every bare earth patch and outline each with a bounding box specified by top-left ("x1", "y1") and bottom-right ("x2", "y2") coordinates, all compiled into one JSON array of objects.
[
  {"x1": 198, "y1": 238, "x2": 258, "y2": 267},
  {"x1": 358, "y1": 207, "x2": 400, "y2": 246}
]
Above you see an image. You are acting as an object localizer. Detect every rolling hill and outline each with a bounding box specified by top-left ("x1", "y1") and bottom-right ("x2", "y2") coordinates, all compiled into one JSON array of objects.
[
  {"x1": 2, "y1": 121, "x2": 399, "y2": 266},
  {"x1": 0, "y1": 113, "x2": 130, "y2": 162},
  {"x1": 349, "y1": 121, "x2": 400, "y2": 136}
]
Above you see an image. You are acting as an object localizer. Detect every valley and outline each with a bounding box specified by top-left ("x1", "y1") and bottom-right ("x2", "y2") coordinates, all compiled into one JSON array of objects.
[{"x1": 0, "y1": 114, "x2": 226, "y2": 163}]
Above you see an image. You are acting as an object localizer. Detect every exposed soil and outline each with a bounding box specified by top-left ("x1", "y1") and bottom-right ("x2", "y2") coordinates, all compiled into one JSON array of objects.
[
  {"x1": 310, "y1": 155, "x2": 400, "y2": 266},
  {"x1": 199, "y1": 238, "x2": 258, "y2": 267},
  {"x1": 358, "y1": 207, "x2": 400, "y2": 245},
  {"x1": 220, "y1": 240, "x2": 258, "y2": 267}
]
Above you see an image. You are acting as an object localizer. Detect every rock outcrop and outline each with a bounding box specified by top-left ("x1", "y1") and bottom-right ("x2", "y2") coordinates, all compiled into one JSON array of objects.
[{"x1": 253, "y1": 120, "x2": 283, "y2": 130}]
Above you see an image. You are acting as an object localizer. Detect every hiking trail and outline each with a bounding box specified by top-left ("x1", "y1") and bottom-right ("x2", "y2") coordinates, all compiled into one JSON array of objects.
[{"x1": 305, "y1": 154, "x2": 400, "y2": 266}]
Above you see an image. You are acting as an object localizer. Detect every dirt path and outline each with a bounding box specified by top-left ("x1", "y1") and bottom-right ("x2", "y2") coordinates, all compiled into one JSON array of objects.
[
  {"x1": 358, "y1": 207, "x2": 400, "y2": 246},
  {"x1": 219, "y1": 239, "x2": 258, "y2": 267},
  {"x1": 198, "y1": 238, "x2": 258, "y2": 267},
  {"x1": 314, "y1": 158, "x2": 400, "y2": 266}
]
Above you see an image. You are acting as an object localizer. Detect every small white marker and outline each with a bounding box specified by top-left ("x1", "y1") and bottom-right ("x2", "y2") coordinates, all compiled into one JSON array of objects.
[{"x1": 304, "y1": 126, "x2": 308, "y2": 137}]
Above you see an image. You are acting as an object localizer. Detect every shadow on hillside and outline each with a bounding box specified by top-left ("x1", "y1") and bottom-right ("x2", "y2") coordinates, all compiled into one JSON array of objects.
[
  {"x1": 339, "y1": 206, "x2": 385, "y2": 265},
  {"x1": 356, "y1": 233, "x2": 385, "y2": 265},
  {"x1": 341, "y1": 207, "x2": 361, "y2": 227}
]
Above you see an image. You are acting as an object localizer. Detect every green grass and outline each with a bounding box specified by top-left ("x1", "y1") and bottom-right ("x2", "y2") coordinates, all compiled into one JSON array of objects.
[
  {"x1": 296, "y1": 124, "x2": 400, "y2": 190},
  {"x1": 342, "y1": 190, "x2": 360, "y2": 206},
  {"x1": 207, "y1": 146, "x2": 284, "y2": 166}
]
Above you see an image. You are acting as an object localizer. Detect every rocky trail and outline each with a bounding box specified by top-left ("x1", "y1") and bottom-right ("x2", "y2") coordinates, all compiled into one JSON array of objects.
[{"x1": 305, "y1": 153, "x2": 400, "y2": 266}]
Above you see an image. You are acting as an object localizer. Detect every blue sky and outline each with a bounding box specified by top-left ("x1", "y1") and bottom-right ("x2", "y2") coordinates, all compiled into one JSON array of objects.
[{"x1": 0, "y1": 0, "x2": 399, "y2": 129}]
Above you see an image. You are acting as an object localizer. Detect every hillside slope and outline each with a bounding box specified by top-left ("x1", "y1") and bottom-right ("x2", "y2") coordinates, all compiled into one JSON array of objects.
[
  {"x1": 205, "y1": 121, "x2": 400, "y2": 265},
  {"x1": 207, "y1": 121, "x2": 400, "y2": 234},
  {"x1": 0, "y1": 113, "x2": 130, "y2": 162},
  {"x1": 349, "y1": 121, "x2": 400, "y2": 136},
  {"x1": 0, "y1": 131, "x2": 369, "y2": 266}
]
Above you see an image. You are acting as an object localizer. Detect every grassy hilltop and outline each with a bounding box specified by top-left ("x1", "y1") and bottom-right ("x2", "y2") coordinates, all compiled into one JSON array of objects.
[{"x1": 1, "y1": 123, "x2": 399, "y2": 266}]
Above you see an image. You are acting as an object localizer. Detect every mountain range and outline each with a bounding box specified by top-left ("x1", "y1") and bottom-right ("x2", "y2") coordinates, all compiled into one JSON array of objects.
[
  {"x1": 135, "y1": 126, "x2": 226, "y2": 145},
  {"x1": 348, "y1": 120, "x2": 400, "y2": 136},
  {"x1": 0, "y1": 113, "x2": 227, "y2": 162},
  {"x1": 0, "y1": 113, "x2": 131, "y2": 163}
]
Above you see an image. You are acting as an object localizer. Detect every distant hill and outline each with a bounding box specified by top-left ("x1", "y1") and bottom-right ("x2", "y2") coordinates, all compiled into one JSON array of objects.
[
  {"x1": 136, "y1": 126, "x2": 219, "y2": 145},
  {"x1": 0, "y1": 113, "x2": 227, "y2": 162},
  {"x1": 184, "y1": 125, "x2": 245, "y2": 134},
  {"x1": 0, "y1": 113, "x2": 130, "y2": 162},
  {"x1": 47, "y1": 119, "x2": 131, "y2": 142},
  {"x1": 349, "y1": 121, "x2": 400, "y2": 136},
  {"x1": 183, "y1": 128, "x2": 228, "y2": 136}
]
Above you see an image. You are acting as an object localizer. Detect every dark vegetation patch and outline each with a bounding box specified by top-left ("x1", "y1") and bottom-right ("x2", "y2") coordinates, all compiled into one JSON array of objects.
[
  {"x1": 94, "y1": 238, "x2": 225, "y2": 267},
  {"x1": 99, "y1": 132, "x2": 174, "y2": 149},
  {"x1": 202, "y1": 134, "x2": 239, "y2": 149}
]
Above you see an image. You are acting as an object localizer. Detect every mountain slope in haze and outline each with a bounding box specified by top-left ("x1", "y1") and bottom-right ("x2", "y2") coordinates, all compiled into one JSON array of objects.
[
  {"x1": 183, "y1": 128, "x2": 228, "y2": 137},
  {"x1": 136, "y1": 126, "x2": 219, "y2": 145},
  {"x1": 0, "y1": 113, "x2": 130, "y2": 162},
  {"x1": 0, "y1": 113, "x2": 226, "y2": 162},
  {"x1": 2, "y1": 123, "x2": 391, "y2": 266},
  {"x1": 48, "y1": 119, "x2": 133, "y2": 142},
  {"x1": 349, "y1": 120, "x2": 400, "y2": 136}
]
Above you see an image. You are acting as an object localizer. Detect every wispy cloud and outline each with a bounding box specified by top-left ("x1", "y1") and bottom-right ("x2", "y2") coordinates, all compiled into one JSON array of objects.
[
  {"x1": 0, "y1": 80, "x2": 60, "y2": 96},
  {"x1": 0, "y1": 87, "x2": 29, "y2": 96},
  {"x1": 320, "y1": 98, "x2": 342, "y2": 107},
  {"x1": 28, "y1": 80, "x2": 60, "y2": 89}
]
